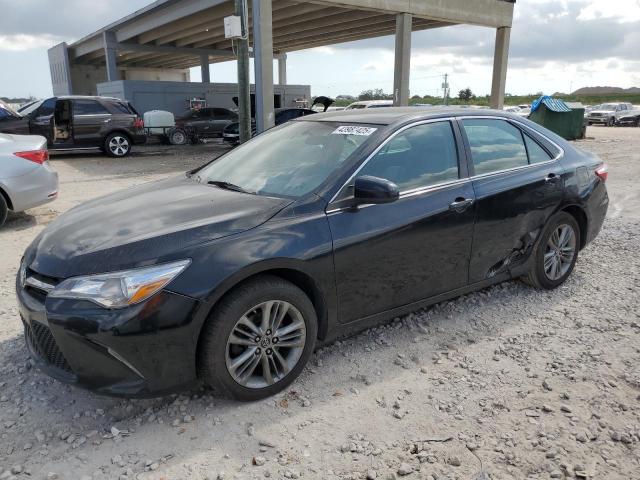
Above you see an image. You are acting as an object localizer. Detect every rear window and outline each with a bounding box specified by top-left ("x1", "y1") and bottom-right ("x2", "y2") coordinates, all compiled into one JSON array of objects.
[{"x1": 111, "y1": 101, "x2": 136, "y2": 115}]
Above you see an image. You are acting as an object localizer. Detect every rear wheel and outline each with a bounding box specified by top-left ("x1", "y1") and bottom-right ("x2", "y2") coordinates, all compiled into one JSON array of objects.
[
  {"x1": 104, "y1": 133, "x2": 131, "y2": 157},
  {"x1": 198, "y1": 276, "x2": 317, "y2": 401},
  {"x1": 0, "y1": 194, "x2": 8, "y2": 228},
  {"x1": 524, "y1": 212, "x2": 580, "y2": 290},
  {"x1": 168, "y1": 128, "x2": 188, "y2": 145}
]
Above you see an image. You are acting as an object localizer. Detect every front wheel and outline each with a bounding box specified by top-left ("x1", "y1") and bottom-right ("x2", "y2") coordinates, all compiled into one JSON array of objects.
[
  {"x1": 104, "y1": 133, "x2": 131, "y2": 157},
  {"x1": 198, "y1": 276, "x2": 317, "y2": 401},
  {"x1": 607, "y1": 117, "x2": 615, "y2": 127},
  {"x1": 524, "y1": 212, "x2": 580, "y2": 290}
]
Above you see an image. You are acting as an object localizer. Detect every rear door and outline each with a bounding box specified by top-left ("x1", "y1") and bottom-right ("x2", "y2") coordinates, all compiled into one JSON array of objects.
[
  {"x1": 72, "y1": 99, "x2": 111, "y2": 145},
  {"x1": 460, "y1": 117, "x2": 564, "y2": 283},
  {"x1": 328, "y1": 119, "x2": 476, "y2": 324}
]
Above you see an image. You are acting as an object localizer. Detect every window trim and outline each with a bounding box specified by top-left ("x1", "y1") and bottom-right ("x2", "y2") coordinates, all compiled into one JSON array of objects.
[
  {"x1": 328, "y1": 117, "x2": 463, "y2": 206},
  {"x1": 72, "y1": 99, "x2": 110, "y2": 116},
  {"x1": 327, "y1": 115, "x2": 565, "y2": 212},
  {"x1": 457, "y1": 115, "x2": 564, "y2": 180}
]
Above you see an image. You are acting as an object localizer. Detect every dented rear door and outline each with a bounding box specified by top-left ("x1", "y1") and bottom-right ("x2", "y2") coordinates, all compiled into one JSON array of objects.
[{"x1": 460, "y1": 117, "x2": 564, "y2": 283}]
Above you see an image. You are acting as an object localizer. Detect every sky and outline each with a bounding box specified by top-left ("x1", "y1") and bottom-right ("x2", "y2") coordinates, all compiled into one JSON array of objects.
[{"x1": 1, "y1": 0, "x2": 639, "y2": 100}]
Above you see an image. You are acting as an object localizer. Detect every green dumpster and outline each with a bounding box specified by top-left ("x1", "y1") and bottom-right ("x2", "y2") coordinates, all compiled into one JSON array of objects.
[{"x1": 529, "y1": 97, "x2": 586, "y2": 140}]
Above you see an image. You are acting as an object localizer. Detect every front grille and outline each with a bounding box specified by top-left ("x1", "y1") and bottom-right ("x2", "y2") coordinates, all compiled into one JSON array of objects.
[{"x1": 25, "y1": 321, "x2": 73, "y2": 373}]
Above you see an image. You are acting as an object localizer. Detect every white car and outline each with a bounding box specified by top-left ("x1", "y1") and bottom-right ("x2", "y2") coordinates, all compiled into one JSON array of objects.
[
  {"x1": 0, "y1": 133, "x2": 58, "y2": 227},
  {"x1": 587, "y1": 102, "x2": 634, "y2": 126},
  {"x1": 345, "y1": 100, "x2": 393, "y2": 109}
]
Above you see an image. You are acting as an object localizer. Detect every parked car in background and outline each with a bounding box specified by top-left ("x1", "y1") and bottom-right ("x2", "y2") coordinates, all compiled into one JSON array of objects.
[
  {"x1": 0, "y1": 133, "x2": 58, "y2": 227},
  {"x1": 587, "y1": 102, "x2": 634, "y2": 126},
  {"x1": 0, "y1": 96, "x2": 146, "y2": 157},
  {"x1": 345, "y1": 100, "x2": 393, "y2": 109},
  {"x1": 174, "y1": 107, "x2": 238, "y2": 141},
  {"x1": 17, "y1": 108, "x2": 608, "y2": 400},
  {"x1": 222, "y1": 107, "x2": 316, "y2": 144},
  {"x1": 504, "y1": 106, "x2": 522, "y2": 113},
  {"x1": 615, "y1": 107, "x2": 640, "y2": 127}
]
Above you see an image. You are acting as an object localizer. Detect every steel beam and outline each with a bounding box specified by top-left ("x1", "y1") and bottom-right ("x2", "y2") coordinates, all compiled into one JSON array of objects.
[
  {"x1": 393, "y1": 13, "x2": 411, "y2": 106},
  {"x1": 278, "y1": 53, "x2": 287, "y2": 84},
  {"x1": 490, "y1": 26, "x2": 511, "y2": 109},
  {"x1": 253, "y1": 0, "x2": 275, "y2": 133},
  {"x1": 103, "y1": 31, "x2": 120, "y2": 81}
]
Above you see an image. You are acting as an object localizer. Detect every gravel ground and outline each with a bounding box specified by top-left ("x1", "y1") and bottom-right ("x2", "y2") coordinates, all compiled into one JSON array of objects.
[{"x1": 0, "y1": 128, "x2": 638, "y2": 479}]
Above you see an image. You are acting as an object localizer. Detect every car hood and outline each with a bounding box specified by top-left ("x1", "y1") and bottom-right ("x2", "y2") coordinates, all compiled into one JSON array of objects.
[
  {"x1": 589, "y1": 109, "x2": 615, "y2": 115},
  {"x1": 26, "y1": 175, "x2": 291, "y2": 278}
]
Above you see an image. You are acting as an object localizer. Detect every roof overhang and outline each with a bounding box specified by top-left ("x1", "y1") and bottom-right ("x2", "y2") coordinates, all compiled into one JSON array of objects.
[{"x1": 67, "y1": 0, "x2": 515, "y2": 70}]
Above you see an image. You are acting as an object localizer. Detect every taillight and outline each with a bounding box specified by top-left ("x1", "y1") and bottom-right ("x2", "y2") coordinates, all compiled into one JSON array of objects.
[
  {"x1": 595, "y1": 164, "x2": 608, "y2": 182},
  {"x1": 133, "y1": 117, "x2": 144, "y2": 128},
  {"x1": 14, "y1": 149, "x2": 49, "y2": 164}
]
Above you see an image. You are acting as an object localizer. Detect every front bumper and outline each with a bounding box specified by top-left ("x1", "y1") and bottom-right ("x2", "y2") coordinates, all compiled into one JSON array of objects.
[
  {"x1": 587, "y1": 117, "x2": 609, "y2": 124},
  {"x1": 16, "y1": 271, "x2": 203, "y2": 397}
]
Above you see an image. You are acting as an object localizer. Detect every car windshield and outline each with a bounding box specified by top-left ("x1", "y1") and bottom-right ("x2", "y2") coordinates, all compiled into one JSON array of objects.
[
  {"x1": 18, "y1": 100, "x2": 43, "y2": 116},
  {"x1": 599, "y1": 104, "x2": 617, "y2": 110},
  {"x1": 196, "y1": 121, "x2": 376, "y2": 198}
]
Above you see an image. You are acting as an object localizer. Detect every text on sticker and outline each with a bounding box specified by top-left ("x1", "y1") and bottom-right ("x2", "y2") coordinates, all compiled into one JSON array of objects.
[{"x1": 332, "y1": 126, "x2": 377, "y2": 136}]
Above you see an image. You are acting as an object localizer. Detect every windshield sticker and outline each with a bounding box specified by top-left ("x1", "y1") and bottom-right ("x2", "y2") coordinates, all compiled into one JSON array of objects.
[{"x1": 332, "y1": 126, "x2": 377, "y2": 136}]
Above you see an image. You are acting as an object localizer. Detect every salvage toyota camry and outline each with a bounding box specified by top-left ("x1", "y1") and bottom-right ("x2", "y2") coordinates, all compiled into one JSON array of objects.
[{"x1": 17, "y1": 108, "x2": 609, "y2": 400}]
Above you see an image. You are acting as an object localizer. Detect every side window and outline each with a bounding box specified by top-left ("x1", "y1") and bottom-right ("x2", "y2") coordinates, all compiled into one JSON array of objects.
[
  {"x1": 35, "y1": 98, "x2": 57, "y2": 117},
  {"x1": 111, "y1": 102, "x2": 135, "y2": 115},
  {"x1": 357, "y1": 121, "x2": 459, "y2": 191},
  {"x1": 213, "y1": 108, "x2": 232, "y2": 119},
  {"x1": 73, "y1": 100, "x2": 109, "y2": 115},
  {"x1": 462, "y1": 119, "x2": 528, "y2": 175},
  {"x1": 523, "y1": 133, "x2": 552, "y2": 164}
]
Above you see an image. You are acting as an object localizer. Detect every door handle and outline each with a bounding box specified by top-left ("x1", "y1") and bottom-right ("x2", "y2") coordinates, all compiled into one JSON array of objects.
[
  {"x1": 545, "y1": 173, "x2": 558, "y2": 182},
  {"x1": 449, "y1": 197, "x2": 474, "y2": 212}
]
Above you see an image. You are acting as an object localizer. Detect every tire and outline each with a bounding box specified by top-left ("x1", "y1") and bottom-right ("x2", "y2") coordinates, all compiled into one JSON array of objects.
[
  {"x1": 168, "y1": 128, "x2": 188, "y2": 145},
  {"x1": 0, "y1": 194, "x2": 8, "y2": 228},
  {"x1": 104, "y1": 133, "x2": 131, "y2": 157},
  {"x1": 198, "y1": 275, "x2": 318, "y2": 401},
  {"x1": 607, "y1": 117, "x2": 614, "y2": 127},
  {"x1": 524, "y1": 212, "x2": 581, "y2": 290}
]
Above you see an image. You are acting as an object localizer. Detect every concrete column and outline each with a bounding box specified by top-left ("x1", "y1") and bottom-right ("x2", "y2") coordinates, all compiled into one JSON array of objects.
[
  {"x1": 103, "y1": 31, "x2": 120, "y2": 82},
  {"x1": 253, "y1": 0, "x2": 275, "y2": 133},
  {"x1": 278, "y1": 54, "x2": 287, "y2": 85},
  {"x1": 200, "y1": 54, "x2": 211, "y2": 83},
  {"x1": 393, "y1": 13, "x2": 412, "y2": 106},
  {"x1": 490, "y1": 26, "x2": 511, "y2": 110}
]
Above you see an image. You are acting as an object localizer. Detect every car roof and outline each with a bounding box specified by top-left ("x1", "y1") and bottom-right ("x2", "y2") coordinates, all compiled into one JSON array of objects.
[
  {"x1": 55, "y1": 95, "x2": 125, "y2": 102},
  {"x1": 300, "y1": 106, "x2": 509, "y2": 126}
]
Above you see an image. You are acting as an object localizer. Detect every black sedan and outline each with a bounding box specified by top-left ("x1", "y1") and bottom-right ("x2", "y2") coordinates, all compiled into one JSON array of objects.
[
  {"x1": 222, "y1": 107, "x2": 316, "y2": 143},
  {"x1": 17, "y1": 108, "x2": 608, "y2": 400}
]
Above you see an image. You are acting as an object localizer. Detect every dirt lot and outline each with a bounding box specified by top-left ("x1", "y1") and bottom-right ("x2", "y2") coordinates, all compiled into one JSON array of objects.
[{"x1": 0, "y1": 128, "x2": 638, "y2": 480}]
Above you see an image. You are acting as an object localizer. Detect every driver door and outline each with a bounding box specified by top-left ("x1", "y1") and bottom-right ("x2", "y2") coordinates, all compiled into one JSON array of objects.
[{"x1": 327, "y1": 120, "x2": 476, "y2": 324}]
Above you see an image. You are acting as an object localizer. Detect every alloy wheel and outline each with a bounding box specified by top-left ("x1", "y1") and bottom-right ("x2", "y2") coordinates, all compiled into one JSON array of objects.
[
  {"x1": 225, "y1": 300, "x2": 306, "y2": 389},
  {"x1": 109, "y1": 136, "x2": 130, "y2": 156},
  {"x1": 543, "y1": 224, "x2": 576, "y2": 281}
]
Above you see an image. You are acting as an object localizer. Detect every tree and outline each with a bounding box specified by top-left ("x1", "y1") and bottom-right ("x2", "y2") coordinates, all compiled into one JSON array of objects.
[
  {"x1": 458, "y1": 88, "x2": 475, "y2": 102},
  {"x1": 358, "y1": 89, "x2": 391, "y2": 101}
]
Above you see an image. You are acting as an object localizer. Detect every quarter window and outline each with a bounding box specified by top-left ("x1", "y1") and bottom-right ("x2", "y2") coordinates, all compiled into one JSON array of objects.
[
  {"x1": 357, "y1": 121, "x2": 459, "y2": 191},
  {"x1": 462, "y1": 119, "x2": 528, "y2": 175},
  {"x1": 524, "y1": 134, "x2": 552, "y2": 164},
  {"x1": 73, "y1": 100, "x2": 109, "y2": 115}
]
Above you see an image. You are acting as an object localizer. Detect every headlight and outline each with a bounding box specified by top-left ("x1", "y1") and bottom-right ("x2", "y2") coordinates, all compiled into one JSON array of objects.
[{"x1": 49, "y1": 260, "x2": 191, "y2": 309}]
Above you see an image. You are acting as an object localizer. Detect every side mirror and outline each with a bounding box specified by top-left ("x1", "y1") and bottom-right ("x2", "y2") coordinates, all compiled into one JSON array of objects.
[{"x1": 353, "y1": 175, "x2": 400, "y2": 205}]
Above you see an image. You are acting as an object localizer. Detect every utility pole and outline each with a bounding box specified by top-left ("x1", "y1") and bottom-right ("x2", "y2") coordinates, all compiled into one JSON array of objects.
[
  {"x1": 235, "y1": 0, "x2": 251, "y2": 143},
  {"x1": 442, "y1": 73, "x2": 449, "y2": 105}
]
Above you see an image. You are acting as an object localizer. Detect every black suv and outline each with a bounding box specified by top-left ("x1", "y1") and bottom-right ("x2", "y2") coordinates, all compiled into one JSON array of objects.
[{"x1": 0, "y1": 96, "x2": 146, "y2": 157}]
